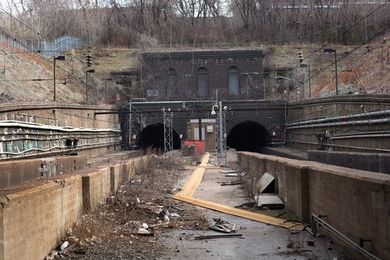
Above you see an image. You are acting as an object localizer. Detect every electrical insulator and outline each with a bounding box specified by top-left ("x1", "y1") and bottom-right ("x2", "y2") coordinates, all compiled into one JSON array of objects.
[
  {"x1": 86, "y1": 55, "x2": 92, "y2": 67},
  {"x1": 298, "y1": 48, "x2": 303, "y2": 63}
]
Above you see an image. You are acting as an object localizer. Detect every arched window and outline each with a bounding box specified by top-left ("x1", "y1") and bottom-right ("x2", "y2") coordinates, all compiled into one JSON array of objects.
[
  {"x1": 228, "y1": 67, "x2": 239, "y2": 95},
  {"x1": 167, "y1": 68, "x2": 178, "y2": 97},
  {"x1": 197, "y1": 68, "x2": 208, "y2": 97}
]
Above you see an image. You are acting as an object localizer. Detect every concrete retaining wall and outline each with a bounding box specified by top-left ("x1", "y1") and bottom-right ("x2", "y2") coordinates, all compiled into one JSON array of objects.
[
  {"x1": 308, "y1": 150, "x2": 390, "y2": 174},
  {"x1": 0, "y1": 103, "x2": 119, "y2": 129},
  {"x1": 0, "y1": 155, "x2": 147, "y2": 260},
  {"x1": 0, "y1": 156, "x2": 87, "y2": 189},
  {"x1": 238, "y1": 152, "x2": 390, "y2": 259},
  {"x1": 0, "y1": 175, "x2": 83, "y2": 260}
]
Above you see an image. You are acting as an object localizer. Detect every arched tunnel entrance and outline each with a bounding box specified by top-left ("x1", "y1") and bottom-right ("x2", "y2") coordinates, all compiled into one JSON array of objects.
[
  {"x1": 227, "y1": 121, "x2": 269, "y2": 152},
  {"x1": 136, "y1": 123, "x2": 181, "y2": 150}
]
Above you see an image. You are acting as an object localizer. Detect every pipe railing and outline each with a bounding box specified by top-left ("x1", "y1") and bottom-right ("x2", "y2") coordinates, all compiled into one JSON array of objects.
[{"x1": 287, "y1": 109, "x2": 390, "y2": 127}]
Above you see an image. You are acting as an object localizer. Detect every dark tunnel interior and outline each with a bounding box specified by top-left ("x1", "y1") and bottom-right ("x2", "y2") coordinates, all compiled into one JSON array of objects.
[
  {"x1": 136, "y1": 123, "x2": 181, "y2": 150},
  {"x1": 227, "y1": 121, "x2": 269, "y2": 152}
]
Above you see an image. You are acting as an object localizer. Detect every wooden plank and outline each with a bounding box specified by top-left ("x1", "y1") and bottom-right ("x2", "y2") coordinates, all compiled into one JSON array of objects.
[{"x1": 173, "y1": 153, "x2": 305, "y2": 231}]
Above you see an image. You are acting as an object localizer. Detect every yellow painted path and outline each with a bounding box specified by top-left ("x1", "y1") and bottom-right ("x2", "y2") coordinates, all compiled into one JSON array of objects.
[{"x1": 174, "y1": 153, "x2": 305, "y2": 231}]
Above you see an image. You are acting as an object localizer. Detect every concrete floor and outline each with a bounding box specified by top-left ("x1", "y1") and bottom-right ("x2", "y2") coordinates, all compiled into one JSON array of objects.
[{"x1": 161, "y1": 153, "x2": 347, "y2": 260}]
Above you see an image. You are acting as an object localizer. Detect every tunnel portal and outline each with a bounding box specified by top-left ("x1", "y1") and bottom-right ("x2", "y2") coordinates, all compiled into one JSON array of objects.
[
  {"x1": 136, "y1": 123, "x2": 181, "y2": 150},
  {"x1": 227, "y1": 121, "x2": 269, "y2": 152}
]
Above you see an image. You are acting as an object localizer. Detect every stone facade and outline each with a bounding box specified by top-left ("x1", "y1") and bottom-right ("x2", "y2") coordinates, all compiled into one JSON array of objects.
[{"x1": 141, "y1": 50, "x2": 265, "y2": 100}]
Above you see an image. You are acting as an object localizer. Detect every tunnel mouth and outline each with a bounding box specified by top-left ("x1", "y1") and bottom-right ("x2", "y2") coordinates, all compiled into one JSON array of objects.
[
  {"x1": 136, "y1": 123, "x2": 180, "y2": 151},
  {"x1": 227, "y1": 121, "x2": 268, "y2": 152}
]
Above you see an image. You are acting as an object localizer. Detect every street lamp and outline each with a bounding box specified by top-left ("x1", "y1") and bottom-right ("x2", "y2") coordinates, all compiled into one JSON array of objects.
[
  {"x1": 323, "y1": 48, "x2": 338, "y2": 95},
  {"x1": 85, "y1": 69, "x2": 95, "y2": 103},
  {"x1": 53, "y1": 55, "x2": 65, "y2": 101},
  {"x1": 211, "y1": 102, "x2": 228, "y2": 166}
]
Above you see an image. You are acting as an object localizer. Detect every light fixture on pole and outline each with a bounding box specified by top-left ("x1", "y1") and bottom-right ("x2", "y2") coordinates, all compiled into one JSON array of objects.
[
  {"x1": 211, "y1": 102, "x2": 226, "y2": 166},
  {"x1": 323, "y1": 48, "x2": 338, "y2": 96},
  {"x1": 53, "y1": 55, "x2": 65, "y2": 101},
  {"x1": 211, "y1": 105, "x2": 218, "y2": 116}
]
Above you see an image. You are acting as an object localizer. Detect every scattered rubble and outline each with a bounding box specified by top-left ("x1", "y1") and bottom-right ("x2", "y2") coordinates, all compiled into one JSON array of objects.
[{"x1": 48, "y1": 153, "x2": 208, "y2": 259}]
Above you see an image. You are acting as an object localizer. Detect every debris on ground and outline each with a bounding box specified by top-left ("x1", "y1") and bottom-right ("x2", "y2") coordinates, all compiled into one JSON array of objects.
[
  {"x1": 220, "y1": 180, "x2": 241, "y2": 186},
  {"x1": 52, "y1": 152, "x2": 208, "y2": 259},
  {"x1": 209, "y1": 218, "x2": 238, "y2": 233},
  {"x1": 219, "y1": 169, "x2": 238, "y2": 174},
  {"x1": 224, "y1": 172, "x2": 246, "y2": 177},
  {"x1": 255, "y1": 194, "x2": 284, "y2": 209}
]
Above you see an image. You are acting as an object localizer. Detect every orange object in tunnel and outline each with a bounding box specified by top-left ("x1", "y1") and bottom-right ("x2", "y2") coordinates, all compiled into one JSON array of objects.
[{"x1": 183, "y1": 140, "x2": 206, "y2": 154}]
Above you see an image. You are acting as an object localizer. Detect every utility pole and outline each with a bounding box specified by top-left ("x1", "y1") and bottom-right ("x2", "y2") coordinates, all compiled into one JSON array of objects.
[
  {"x1": 324, "y1": 48, "x2": 339, "y2": 95},
  {"x1": 163, "y1": 108, "x2": 174, "y2": 153},
  {"x1": 53, "y1": 55, "x2": 65, "y2": 101}
]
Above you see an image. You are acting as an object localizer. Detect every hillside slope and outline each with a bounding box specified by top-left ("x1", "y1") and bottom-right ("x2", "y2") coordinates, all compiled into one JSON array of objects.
[{"x1": 0, "y1": 44, "x2": 84, "y2": 103}]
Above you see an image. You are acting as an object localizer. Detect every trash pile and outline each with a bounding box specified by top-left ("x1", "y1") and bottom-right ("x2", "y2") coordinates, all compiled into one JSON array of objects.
[{"x1": 45, "y1": 153, "x2": 208, "y2": 259}]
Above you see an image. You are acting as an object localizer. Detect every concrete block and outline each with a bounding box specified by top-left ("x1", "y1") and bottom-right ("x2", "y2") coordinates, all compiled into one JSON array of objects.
[
  {"x1": 238, "y1": 151, "x2": 390, "y2": 258},
  {"x1": 0, "y1": 155, "x2": 87, "y2": 189},
  {"x1": 0, "y1": 175, "x2": 83, "y2": 260},
  {"x1": 82, "y1": 167, "x2": 111, "y2": 212}
]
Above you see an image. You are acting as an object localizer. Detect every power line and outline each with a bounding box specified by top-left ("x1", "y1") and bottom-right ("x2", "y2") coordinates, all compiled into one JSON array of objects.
[{"x1": 293, "y1": 1, "x2": 390, "y2": 88}]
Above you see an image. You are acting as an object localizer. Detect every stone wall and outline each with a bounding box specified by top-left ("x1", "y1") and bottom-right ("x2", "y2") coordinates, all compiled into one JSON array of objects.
[
  {"x1": 238, "y1": 151, "x2": 390, "y2": 259},
  {"x1": 141, "y1": 50, "x2": 264, "y2": 100}
]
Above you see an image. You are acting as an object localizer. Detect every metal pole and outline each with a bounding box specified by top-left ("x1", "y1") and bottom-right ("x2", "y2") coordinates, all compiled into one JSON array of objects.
[
  {"x1": 284, "y1": 99, "x2": 287, "y2": 145},
  {"x1": 129, "y1": 100, "x2": 132, "y2": 146},
  {"x1": 85, "y1": 71, "x2": 88, "y2": 103},
  {"x1": 218, "y1": 101, "x2": 223, "y2": 164},
  {"x1": 105, "y1": 80, "x2": 108, "y2": 104},
  {"x1": 198, "y1": 116, "x2": 202, "y2": 141},
  {"x1": 308, "y1": 65, "x2": 311, "y2": 98},
  {"x1": 334, "y1": 50, "x2": 339, "y2": 95},
  {"x1": 53, "y1": 58, "x2": 56, "y2": 101}
]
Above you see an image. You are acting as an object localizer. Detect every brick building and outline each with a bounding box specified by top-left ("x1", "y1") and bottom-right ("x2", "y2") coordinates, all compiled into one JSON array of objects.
[{"x1": 141, "y1": 50, "x2": 265, "y2": 100}]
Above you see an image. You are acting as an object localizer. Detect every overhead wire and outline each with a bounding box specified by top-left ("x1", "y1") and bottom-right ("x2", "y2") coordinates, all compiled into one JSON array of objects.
[{"x1": 294, "y1": 1, "x2": 390, "y2": 87}]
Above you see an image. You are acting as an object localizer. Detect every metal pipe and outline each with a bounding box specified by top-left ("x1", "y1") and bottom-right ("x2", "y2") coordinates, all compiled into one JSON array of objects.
[
  {"x1": 130, "y1": 100, "x2": 215, "y2": 105},
  {"x1": 333, "y1": 130, "x2": 390, "y2": 137},
  {"x1": 289, "y1": 140, "x2": 390, "y2": 153},
  {"x1": 129, "y1": 99, "x2": 287, "y2": 105},
  {"x1": 286, "y1": 117, "x2": 390, "y2": 130},
  {"x1": 0, "y1": 121, "x2": 120, "y2": 133},
  {"x1": 0, "y1": 142, "x2": 124, "y2": 161},
  {"x1": 287, "y1": 110, "x2": 390, "y2": 127},
  {"x1": 311, "y1": 214, "x2": 380, "y2": 260},
  {"x1": 330, "y1": 133, "x2": 390, "y2": 140}
]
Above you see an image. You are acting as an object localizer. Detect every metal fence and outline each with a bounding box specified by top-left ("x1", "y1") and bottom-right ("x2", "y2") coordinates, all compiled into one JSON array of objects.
[
  {"x1": 0, "y1": 27, "x2": 83, "y2": 57},
  {"x1": 40, "y1": 36, "x2": 83, "y2": 57}
]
